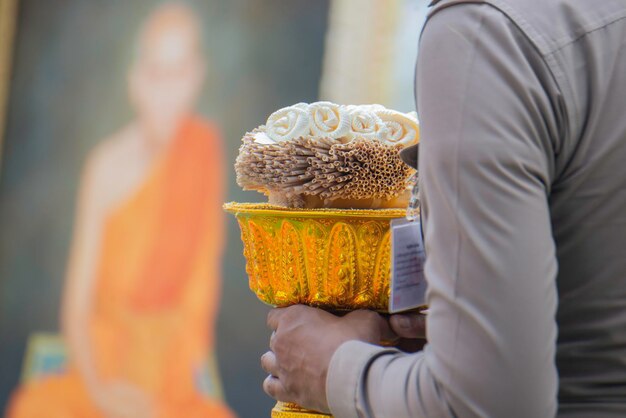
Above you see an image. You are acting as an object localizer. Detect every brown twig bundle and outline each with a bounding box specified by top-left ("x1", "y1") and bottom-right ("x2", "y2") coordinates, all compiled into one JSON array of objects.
[{"x1": 235, "y1": 131, "x2": 415, "y2": 208}]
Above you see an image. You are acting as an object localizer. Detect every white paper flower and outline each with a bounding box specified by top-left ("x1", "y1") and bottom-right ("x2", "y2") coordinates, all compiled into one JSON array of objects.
[
  {"x1": 375, "y1": 109, "x2": 420, "y2": 147},
  {"x1": 266, "y1": 104, "x2": 311, "y2": 142},
  {"x1": 345, "y1": 107, "x2": 388, "y2": 140},
  {"x1": 308, "y1": 101, "x2": 351, "y2": 139}
]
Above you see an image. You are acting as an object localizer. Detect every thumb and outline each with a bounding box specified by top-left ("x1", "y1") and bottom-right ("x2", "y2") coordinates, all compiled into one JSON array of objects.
[{"x1": 390, "y1": 312, "x2": 427, "y2": 339}]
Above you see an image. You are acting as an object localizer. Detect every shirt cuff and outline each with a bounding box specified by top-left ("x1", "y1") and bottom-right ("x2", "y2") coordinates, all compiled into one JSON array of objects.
[{"x1": 326, "y1": 340, "x2": 399, "y2": 418}]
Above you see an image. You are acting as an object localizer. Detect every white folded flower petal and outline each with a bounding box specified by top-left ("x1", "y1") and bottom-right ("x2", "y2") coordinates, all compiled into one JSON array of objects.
[
  {"x1": 252, "y1": 131, "x2": 276, "y2": 144},
  {"x1": 375, "y1": 109, "x2": 420, "y2": 147},
  {"x1": 308, "y1": 101, "x2": 351, "y2": 139},
  {"x1": 345, "y1": 107, "x2": 388, "y2": 140},
  {"x1": 266, "y1": 105, "x2": 311, "y2": 142}
]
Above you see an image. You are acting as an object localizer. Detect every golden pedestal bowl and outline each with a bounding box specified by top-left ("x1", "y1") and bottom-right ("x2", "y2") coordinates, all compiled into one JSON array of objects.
[
  {"x1": 225, "y1": 202, "x2": 406, "y2": 312},
  {"x1": 224, "y1": 202, "x2": 406, "y2": 417}
]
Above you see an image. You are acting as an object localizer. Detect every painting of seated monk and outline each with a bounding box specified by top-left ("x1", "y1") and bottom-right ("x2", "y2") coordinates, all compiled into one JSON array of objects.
[{"x1": 5, "y1": 3, "x2": 235, "y2": 418}]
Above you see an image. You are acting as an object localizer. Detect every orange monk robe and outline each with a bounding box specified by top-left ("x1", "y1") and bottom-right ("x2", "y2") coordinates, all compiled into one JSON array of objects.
[{"x1": 7, "y1": 116, "x2": 235, "y2": 418}]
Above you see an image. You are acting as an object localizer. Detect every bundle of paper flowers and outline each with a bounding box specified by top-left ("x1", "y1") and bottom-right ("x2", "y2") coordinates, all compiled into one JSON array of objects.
[{"x1": 235, "y1": 102, "x2": 418, "y2": 208}]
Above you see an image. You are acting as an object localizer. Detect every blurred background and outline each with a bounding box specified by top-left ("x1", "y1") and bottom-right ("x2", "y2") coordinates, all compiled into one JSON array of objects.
[{"x1": 0, "y1": 1, "x2": 428, "y2": 417}]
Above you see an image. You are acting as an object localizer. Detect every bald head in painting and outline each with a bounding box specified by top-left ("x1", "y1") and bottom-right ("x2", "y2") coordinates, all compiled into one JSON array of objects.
[
  {"x1": 129, "y1": 2, "x2": 206, "y2": 144},
  {"x1": 6, "y1": 3, "x2": 234, "y2": 418}
]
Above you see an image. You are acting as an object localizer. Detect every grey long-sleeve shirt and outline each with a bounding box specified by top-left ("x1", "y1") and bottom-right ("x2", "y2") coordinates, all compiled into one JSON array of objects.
[{"x1": 326, "y1": 1, "x2": 626, "y2": 417}]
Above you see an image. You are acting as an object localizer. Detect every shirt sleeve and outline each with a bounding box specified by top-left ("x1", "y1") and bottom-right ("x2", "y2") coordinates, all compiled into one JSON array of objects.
[{"x1": 326, "y1": 3, "x2": 562, "y2": 418}]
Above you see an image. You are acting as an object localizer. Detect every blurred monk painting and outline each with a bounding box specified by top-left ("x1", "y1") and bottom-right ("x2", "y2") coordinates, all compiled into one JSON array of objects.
[{"x1": 6, "y1": 2, "x2": 234, "y2": 418}]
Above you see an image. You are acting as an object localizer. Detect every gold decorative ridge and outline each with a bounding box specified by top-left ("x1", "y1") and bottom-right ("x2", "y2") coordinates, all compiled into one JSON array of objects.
[{"x1": 224, "y1": 202, "x2": 405, "y2": 218}]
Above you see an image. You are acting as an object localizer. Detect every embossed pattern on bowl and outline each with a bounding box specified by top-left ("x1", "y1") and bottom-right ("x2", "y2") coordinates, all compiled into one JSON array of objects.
[{"x1": 224, "y1": 202, "x2": 406, "y2": 312}]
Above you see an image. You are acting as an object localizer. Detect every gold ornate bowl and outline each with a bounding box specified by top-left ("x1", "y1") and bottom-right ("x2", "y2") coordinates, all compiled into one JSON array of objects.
[{"x1": 224, "y1": 202, "x2": 406, "y2": 313}]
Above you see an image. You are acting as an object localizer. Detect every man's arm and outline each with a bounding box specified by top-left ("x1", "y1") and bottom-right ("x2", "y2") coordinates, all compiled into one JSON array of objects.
[
  {"x1": 327, "y1": 4, "x2": 562, "y2": 417},
  {"x1": 61, "y1": 152, "x2": 106, "y2": 390}
]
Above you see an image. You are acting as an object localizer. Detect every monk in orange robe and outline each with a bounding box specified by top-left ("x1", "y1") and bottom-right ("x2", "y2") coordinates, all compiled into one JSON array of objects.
[{"x1": 6, "y1": 4, "x2": 234, "y2": 418}]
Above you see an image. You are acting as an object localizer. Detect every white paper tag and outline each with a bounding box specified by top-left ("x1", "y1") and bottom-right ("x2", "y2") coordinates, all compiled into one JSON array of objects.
[{"x1": 389, "y1": 219, "x2": 427, "y2": 313}]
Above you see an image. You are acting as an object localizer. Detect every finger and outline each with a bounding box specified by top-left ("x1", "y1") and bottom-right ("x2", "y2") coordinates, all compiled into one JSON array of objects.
[
  {"x1": 263, "y1": 375, "x2": 291, "y2": 402},
  {"x1": 390, "y1": 313, "x2": 427, "y2": 339},
  {"x1": 345, "y1": 310, "x2": 397, "y2": 343},
  {"x1": 267, "y1": 308, "x2": 286, "y2": 331},
  {"x1": 269, "y1": 330, "x2": 277, "y2": 352},
  {"x1": 377, "y1": 315, "x2": 399, "y2": 343},
  {"x1": 261, "y1": 351, "x2": 279, "y2": 377}
]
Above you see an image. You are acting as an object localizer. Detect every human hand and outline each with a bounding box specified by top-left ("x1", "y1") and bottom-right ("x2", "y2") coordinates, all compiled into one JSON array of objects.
[
  {"x1": 90, "y1": 380, "x2": 157, "y2": 418},
  {"x1": 261, "y1": 305, "x2": 393, "y2": 413},
  {"x1": 389, "y1": 311, "x2": 427, "y2": 352}
]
